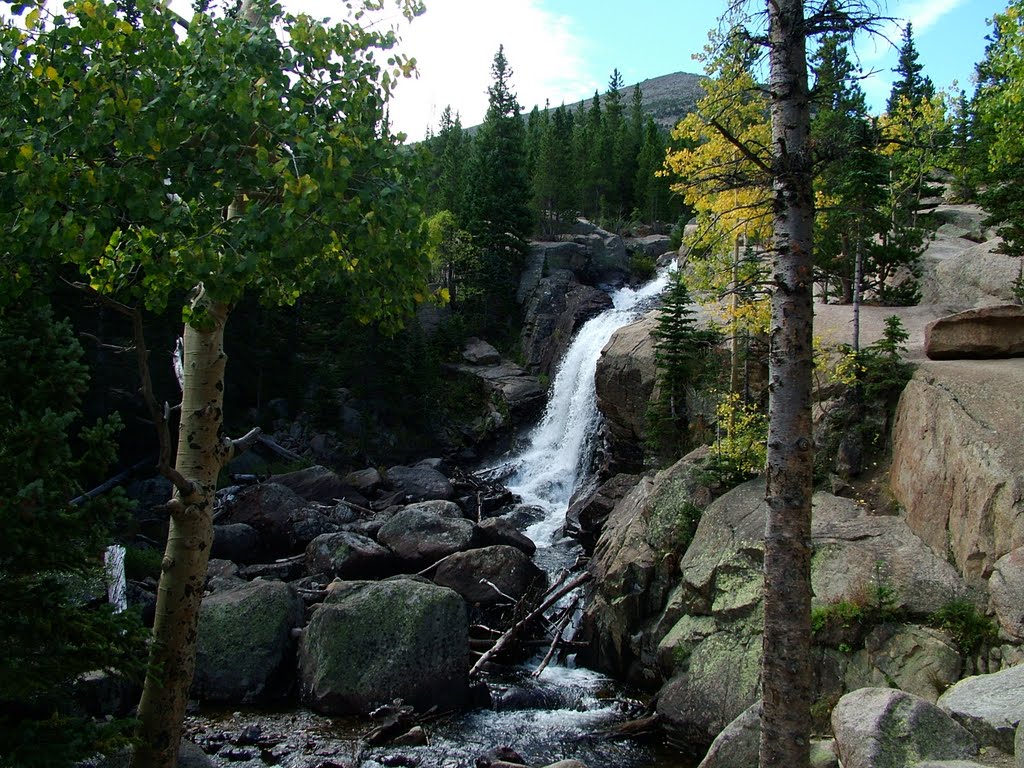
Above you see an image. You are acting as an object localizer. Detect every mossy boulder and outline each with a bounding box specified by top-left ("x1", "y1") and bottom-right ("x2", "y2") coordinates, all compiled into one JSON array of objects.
[
  {"x1": 298, "y1": 578, "x2": 469, "y2": 714},
  {"x1": 191, "y1": 579, "x2": 304, "y2": 703}
]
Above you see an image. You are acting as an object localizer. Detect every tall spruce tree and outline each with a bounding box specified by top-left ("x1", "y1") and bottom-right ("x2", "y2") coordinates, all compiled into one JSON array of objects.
[
  {"x1": 468, "y1": 45, "x2": 532, "y2": 338},
  {"x1": 886, "y1": 23, "x2": 935, "y2": 115},
  {"x1": 648, "y1": 272, "x2": 720, "y2": 463}
]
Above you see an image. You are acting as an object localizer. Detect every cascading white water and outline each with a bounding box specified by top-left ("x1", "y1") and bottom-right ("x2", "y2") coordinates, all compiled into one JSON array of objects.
[{"x1": 502, "y1": 270, "x2": 671, "y2": 547}]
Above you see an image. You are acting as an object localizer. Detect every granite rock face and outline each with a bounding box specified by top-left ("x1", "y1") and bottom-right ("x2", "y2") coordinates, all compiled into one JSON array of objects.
[{"x1": 890, "y1": 360, "x2": 1024, "y2": 579}]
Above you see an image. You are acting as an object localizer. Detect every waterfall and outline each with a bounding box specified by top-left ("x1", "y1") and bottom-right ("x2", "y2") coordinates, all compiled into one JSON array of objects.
[{"x1": 502, "y1": 270, "x2": 671, "y2": 547}]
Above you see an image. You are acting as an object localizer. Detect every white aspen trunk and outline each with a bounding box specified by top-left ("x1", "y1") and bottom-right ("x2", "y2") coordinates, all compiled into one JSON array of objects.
[
  {"x1": 760, "y1": 0, "x2": 814, "y2": 766},
  {"x1": 135, "y1": 297, "x2": 232, "y2": 768}
]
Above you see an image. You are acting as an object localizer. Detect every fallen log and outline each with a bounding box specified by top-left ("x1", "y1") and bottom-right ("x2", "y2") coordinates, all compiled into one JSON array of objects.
[{"x1": 469, "y1": 570, "x2": 592, "y2": 678}]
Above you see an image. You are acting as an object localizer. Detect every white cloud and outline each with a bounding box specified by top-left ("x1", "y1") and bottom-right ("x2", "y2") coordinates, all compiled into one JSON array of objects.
[
  {"x1": 902, "y1": 0, "x2": 969, "y2": 34},
  {"x1": 379, "y1": 0, "x2": 595, "y2": 139}
]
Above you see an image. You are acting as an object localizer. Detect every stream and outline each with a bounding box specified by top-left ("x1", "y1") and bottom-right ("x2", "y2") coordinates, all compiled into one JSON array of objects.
[{"x1": 186, "y1": 269, "x2": 698, "y2": 768}]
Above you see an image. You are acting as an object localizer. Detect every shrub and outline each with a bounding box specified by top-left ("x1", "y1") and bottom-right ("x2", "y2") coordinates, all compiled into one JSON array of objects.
[{"x1": 928, "y1": 600, "x2": 999, "y2": 656}]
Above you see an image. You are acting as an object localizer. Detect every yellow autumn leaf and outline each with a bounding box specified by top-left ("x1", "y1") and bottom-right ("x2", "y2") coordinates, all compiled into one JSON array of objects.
[
  {"x1": 45, "y1": 66, "x2": 59, "y2": 82},
  {"x1": 25, "y1": 8, "x2": 40, "y2": 29},
  {"x1": 19, "y1": 145, "x2": 33, "y2": 160}
]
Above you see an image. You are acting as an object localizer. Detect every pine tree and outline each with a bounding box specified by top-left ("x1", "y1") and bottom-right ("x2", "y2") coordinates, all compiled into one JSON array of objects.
[
  {"x1": 430, "y1": 106, "x2": 470, "y2": 222},
  {"x1": 886, "y1": 23, "x2": 935, "y2": 115},
  {"x1": 648, "y1": 272, "x2": 720, "y2": 462},
  {"x1": 468, "y1": 45, "x2": 532, "y2": 338},
  {"x1": 0, "y1": 300, "x2": 146, "y2": 767}
]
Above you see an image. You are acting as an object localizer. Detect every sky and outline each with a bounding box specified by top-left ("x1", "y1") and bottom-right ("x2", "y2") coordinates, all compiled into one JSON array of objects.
[{"x1": 345, "y1": 0, "x2": 1008, "y2": 141}]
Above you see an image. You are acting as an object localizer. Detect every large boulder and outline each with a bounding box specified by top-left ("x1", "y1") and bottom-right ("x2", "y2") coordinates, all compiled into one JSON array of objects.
[
  {"x1": 831, "y1": 687, "x2": 978, "y2": 768},
  {"x1": 271, "y1": 465, "x2": 351, "y2": 504},
  {"x1": 925, "y1": 305, "x2": 1024, "y2": 360},
  {"x1": 192, "y1": 579, "x2": 304, "y2": 703},
  {"x1": 891, "y1": 360, "x2": 1024, "y2": 579},
  {"x1": 217, "y1": 483, "x2": 353, "y2": 556},
  {"x1": 567, "y1": 220, "x2": 631, "y2": 285},
  {"x1": 384, "y1": 464, "x2": 455, "y2": 502},
  {"x1": 937, "y1": 664, "x2": 1024, "y2": 753},
  {"x1": 565, "y1": 472, "x2": 642, "y2": 548},
  {"x1": 377, "y1": 507, "x2": 476, "y2": 568},
  {"x1": 919, "y1": 236, "x2": 1019, "y2": 307},
  {"x1": 989, "y1": 548, "x2": 1024, "y2": 641},
  {"x1": 625, "y1": 234, "x2": 673, "y2": 261},
  {"x1": 211, "y1": 522, "x2": 261, "y2": 563},
  {"x1": 651, "y1": 482, "x2": 968, "y2": 753},
  {"x1": 433, "y1": 545, "x2": 545, "y2": 608},
  {"x1": 305, "y1": 531, "x2": 395, "y2": 579},
  {"x1": 594, "y1": 312, "x2": 658, "y2": 472},
  {"x1": 298, "y1": 579, "x2": 469, "y2": 713}
]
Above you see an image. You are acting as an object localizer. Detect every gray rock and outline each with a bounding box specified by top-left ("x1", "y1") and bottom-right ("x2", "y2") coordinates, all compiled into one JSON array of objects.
[
  {"x1": 433, "y1": 545, "x2": 545, "y2": 607},
  {"x1": 657, "y1": 631, "x2": 763, "y2": 752},
  {"x1": 832, "y1": 687, "x2": 978, "y2": 768},
  {"x1": 178, "y1": 739, "x2": 216, "y2": 768},
  {"x1": 988, "y1": 548, "x2": 1024, "y2": 641},
  {"x1": 919, "y1": 236, "x2": 1019, "y2": 306},
  {"x1": 343, "y1": 467, "x2": 382, "y2": 493},
  {"x1": 541, "y1": 761, "x2": 588, "y2": 768},
  {"x1": 211, "y1": 522, "x2": 261, "y2": 563},
  {"x1": 272, "y1": 465, "x2": 350, "y2": 504},
  {"x1": 926, "y1": 305, "x2": 1024, "y2": 360},
  {"x1": 938, "y1": 664, "x2": 1024, "y2": 753},
  {"x1": 384, "y1": 464, "x2": 455, "y2": 502},
  {"x1": 299, "y1": 579, "x2": 469, "y2": 713},
  {"x1": 861, "y1": 624, "x2": 962, "y2": 703},
  {"x1": 625, "y1": 234, "x2": 673, "y2": 260},
  {"x1": 306, "y1": 531, "x2": 395, "y2": 579},
  {"x1": 192, "y1": 579, "x2": 304, "y2": 703},
  {"x1": 910, "y1": 762, "x2": 993, "y2": 768},
  {"x1": 462, "y1": 337, "x2": 501, "y2": 366},
  {"x1": 696, "y1": 700, "x2": 760, "y2": 768},
  {"x1": 475, "y1": 516, "x2": 537, "y2": 555},
  {"x1": 811, "y1": 493, "x2": 968, "y2": 617},
  {"x1": 891, "y1": 360, "x2": 1024, "y2": 579},
  {"x1": 378, "y1": 507, "x2": 476, "y2": 568},
  {"x1": 218, "y1": 482, "x2": 352, "y2": 556},
  {"x1": 519, "y1": 271, "x2": 612, "y2": 378},
  {"x1": 402, "y1": 499, "x2": 464, "y2": 519},
  {"x1": 594, "y1": 312, "x2": 658, "y2": 472},
  {"x1": 1016, "y1": 720, "x2": 1023, "y2": 768}
]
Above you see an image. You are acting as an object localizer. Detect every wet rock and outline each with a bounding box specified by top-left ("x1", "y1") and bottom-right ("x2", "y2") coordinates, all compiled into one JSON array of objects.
[
  {"x1": 378, "y1": 508, "x2": 476, "y2": 569},
  {"x1": 306, "y1": 531, "x2": 395, "y2": 579},
  {"x1": 299, "y1": 579, "x2": 469, "y2": 713},
  {"x1": 475, "y1": 517, "x2": 537, "y2": 556},
  {"x1": 192, "y1": 579, "x2": 304, "y2": 703},
  {"x1": 433, "y1": 545, "x2": 545, "y2": 608},
  {"x1": 832, "y1": 687, "x2": 977, "y2": 768},
  {"x1": 937, "y1": 663, "x2": 1024, "y2": 753},
  {"x1": 565, "y1": 473, "x2": 641, "y2": 548}
]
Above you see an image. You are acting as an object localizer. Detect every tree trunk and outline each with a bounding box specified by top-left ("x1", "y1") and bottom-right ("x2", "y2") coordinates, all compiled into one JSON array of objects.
[
  {"x1": 135, "y1": 296, "x2": 232, "y2": 768},
  {"x1": 760, "y1": 1, "x2": 814, "y2": 767}
]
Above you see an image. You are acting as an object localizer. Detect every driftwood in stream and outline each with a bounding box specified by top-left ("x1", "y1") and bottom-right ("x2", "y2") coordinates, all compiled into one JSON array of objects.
[{"x1": 469, "y1": 570, "x2": 592, "y2": 677}]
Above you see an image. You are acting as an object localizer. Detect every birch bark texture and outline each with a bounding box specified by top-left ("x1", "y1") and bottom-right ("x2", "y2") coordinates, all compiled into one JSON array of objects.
[
  {"x1": 135, "y1": 297, "x2": 233, "y2": 768},
  {"x1": 761, "y1": 0, "x2": 815, "y2": 766}
]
